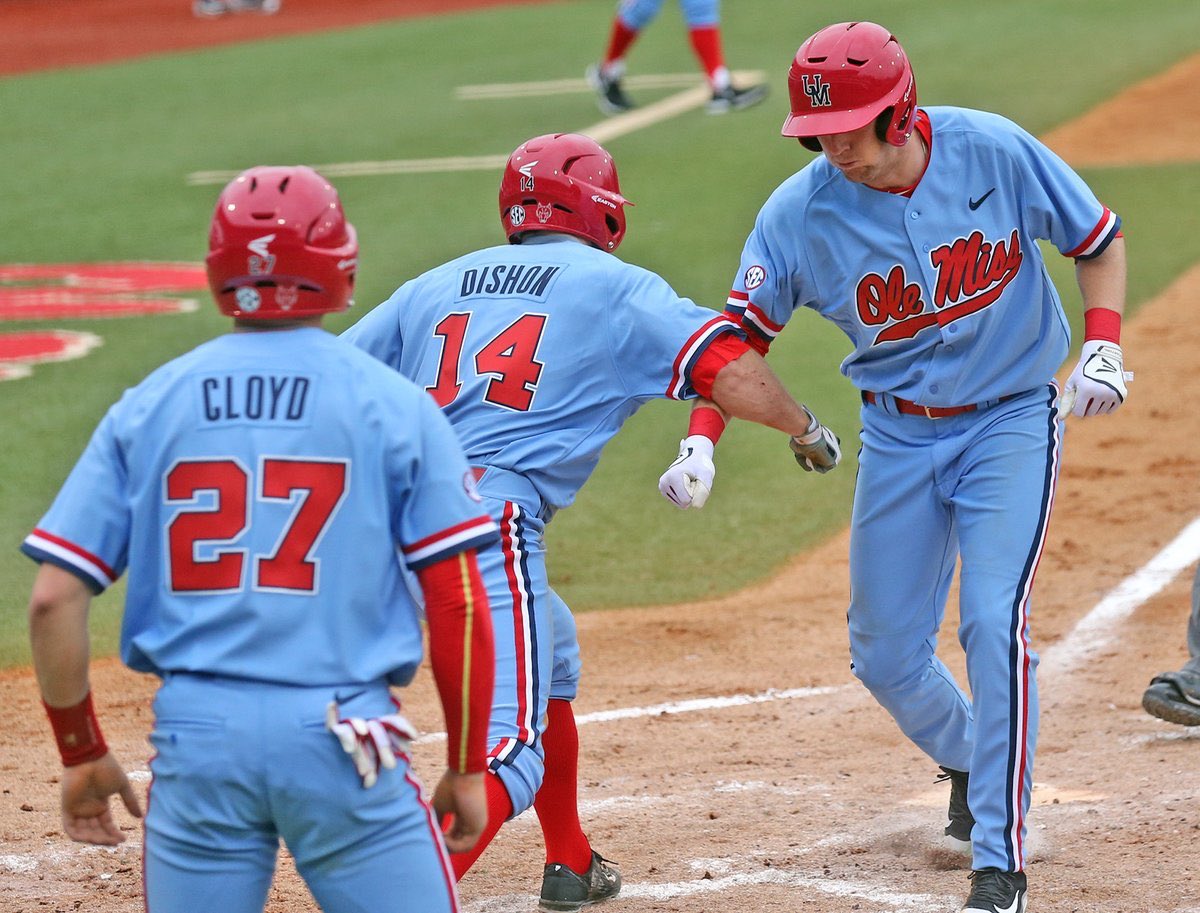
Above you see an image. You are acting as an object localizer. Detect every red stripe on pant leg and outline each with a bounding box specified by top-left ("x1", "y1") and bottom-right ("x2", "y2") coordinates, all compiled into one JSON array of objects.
[{"x1": 499, "y1": 502, "x2": 534, "y2": 744}]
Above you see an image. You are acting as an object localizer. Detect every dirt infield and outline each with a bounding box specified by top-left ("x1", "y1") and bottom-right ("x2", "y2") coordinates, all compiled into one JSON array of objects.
[{"x1": 2, "y1": 6, "x2": 1199, "y2": 912}]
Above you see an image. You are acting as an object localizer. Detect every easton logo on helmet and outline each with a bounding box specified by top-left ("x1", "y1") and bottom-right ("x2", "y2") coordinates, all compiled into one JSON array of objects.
[
  {"x1": 802, "y1": 74, "x2": 831, "y2": 108},
  {"x1": 519, "y1": 161, "x2": 538, "y2": 191}
]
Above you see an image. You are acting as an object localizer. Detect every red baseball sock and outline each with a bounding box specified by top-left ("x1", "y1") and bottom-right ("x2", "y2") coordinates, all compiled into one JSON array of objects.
[
  {"x1": 534, "y1": 698, "x2": 593, "y2": 873},
  {"x1": 448, "y1": 773, "x2": 513, "y2": 880},
  {"x1": 688, "y1": 26, "x2": 725, "y2": 84},
  {"x1": 603, "y1": 19, "x2": 639, "y2": 68}
]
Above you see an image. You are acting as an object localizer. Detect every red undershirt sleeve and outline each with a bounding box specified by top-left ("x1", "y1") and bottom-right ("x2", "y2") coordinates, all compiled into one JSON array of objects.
[
  {"x1": 689, "y1": 332, "x2": 753, "y2": 400},
  {"x1": 417, "y1": 549, "x2": 494, "y2": 774}
]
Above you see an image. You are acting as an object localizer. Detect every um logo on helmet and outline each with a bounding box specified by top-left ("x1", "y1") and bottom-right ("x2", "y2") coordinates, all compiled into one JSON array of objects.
[{"x1": 802, "y1": 74, "x2": 831, "y2": 108}]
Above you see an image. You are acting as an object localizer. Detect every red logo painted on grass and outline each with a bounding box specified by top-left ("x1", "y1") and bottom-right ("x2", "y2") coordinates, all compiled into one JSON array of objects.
[
  {"x1": 1, "y1": 261, "x2": 205, "y2": 380},
  {"x1": 0, "y1": 329, "x2": 103, "y2": 381},
  {"x1": 0, "y1": 262, "x2": 205, "y2": 320}
]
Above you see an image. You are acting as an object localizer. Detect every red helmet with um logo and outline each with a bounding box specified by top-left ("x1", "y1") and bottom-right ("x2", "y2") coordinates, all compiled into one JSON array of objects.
[
  {"x1": 499, "y1": 133, "x2": 631, "y2": 252},
  {"x1": 782, "y1": 21, "x2": 917, "y2": 152},
  {"x1": 206, "y1": 165, "x2": 358, "y2": 319}
]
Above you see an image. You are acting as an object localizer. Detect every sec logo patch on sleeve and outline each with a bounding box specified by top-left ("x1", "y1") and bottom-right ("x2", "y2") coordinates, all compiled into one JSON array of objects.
[{"x1": 744, "y1": 265, "x2": 766, "y2": 290}]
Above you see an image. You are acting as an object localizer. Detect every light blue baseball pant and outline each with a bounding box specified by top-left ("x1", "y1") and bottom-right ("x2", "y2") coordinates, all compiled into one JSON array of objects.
[
  {"x1": 144, "y1": 674, "x2": 458, "y2": 913},
  {"x1": 473, "y1": 467, "x2": 583, "y2": 816},
  {"x1": 846, "y1": 384, "x2": 1062, "y2": 873},
  {"x1": 617, "y1": 0, "x2": 720, "y2": 30}
]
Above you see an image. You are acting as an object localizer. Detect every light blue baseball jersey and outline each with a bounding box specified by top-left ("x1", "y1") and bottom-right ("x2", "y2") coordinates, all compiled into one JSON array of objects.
[
  {"x1": 340, "y1": 235, "x2": 738, "y2": 512},
  {"x1": 22, "y1": 327, "x2": 496, "y2": 686},
  {"x1": 725, "y1": 107, "x2": 1121, "y2": 406}
]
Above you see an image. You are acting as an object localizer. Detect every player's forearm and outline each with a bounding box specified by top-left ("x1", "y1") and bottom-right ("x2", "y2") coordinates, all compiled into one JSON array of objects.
[
  {"x1": 28, "y1": 564, "x2": 93, "y2": 707},
  {"x1": 708, "y1": 349, "x2": 813, "y2": 438},
  {"x1": 1075, "y1": 235, "x2": 1126, "y2": 317},
  {"x1": 418, "y1": 550, "x2": 495, "y2": 774}
]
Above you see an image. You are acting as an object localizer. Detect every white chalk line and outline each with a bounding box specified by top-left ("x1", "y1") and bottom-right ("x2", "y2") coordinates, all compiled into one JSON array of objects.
[
  {"x1": 413, "y1": 683, "x2": 848, "y2": 745},
  {"x1": 1043, "y1": 515, "x2": 1200, "y2": 673},
  {"x1": 455, "y1": 72, "x2": 706, "y2": 100},
  {"x1": 184, "y1": 71, "x2": 764, "y2": 185}
]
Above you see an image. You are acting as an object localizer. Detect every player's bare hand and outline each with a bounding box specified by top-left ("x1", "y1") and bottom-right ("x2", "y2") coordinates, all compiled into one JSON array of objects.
[
  {"x1": 658, "y1": 435, "x2": 715, "y2": 509},
  {"x1": 326, "y1": 699, "x2": 418, "y2": 789},
  {"x1": 433, "y1": 770, "x2": 487, "y2": 854},
  {"x1": 60, "y1": 753, "x2": 143, "y2": 846},
  {"x1": 1062, "y1": 340, "x2": 1129, "y2": 417},
  {"x1": 789, "y1": 406, "x2": 841, "y2": 473}
]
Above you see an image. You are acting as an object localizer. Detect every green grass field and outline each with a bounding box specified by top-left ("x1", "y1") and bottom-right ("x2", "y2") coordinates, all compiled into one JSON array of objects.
[{"x1": 2, "y1": 0, "x2": 1198, "y2": 667}]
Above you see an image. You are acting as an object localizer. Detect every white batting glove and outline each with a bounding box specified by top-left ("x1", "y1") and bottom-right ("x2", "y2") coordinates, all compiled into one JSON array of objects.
[
  {"x1": 1062, "y1": 339, "x2": 1129, "y2": 417},
  {"x1": 658, "y1": 435, "x2": 716, "y2": 509},
  {"x1": 789, "y1": 406, "x2": 842, "y2": 473},
  {"x1": 325, "y1": 698, "x2": 418, "y2": 789}
]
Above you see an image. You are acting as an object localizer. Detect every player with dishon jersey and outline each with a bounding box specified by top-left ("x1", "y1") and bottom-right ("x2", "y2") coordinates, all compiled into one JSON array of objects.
[
  {"x1": 661, "y1": 21, "x2": 1129, "y2": 913},
  {"x1": 341, "y1": 132, "x2": 840, "y2": 911},
  {"x1": 22, "y1": 165, "x2": 498, "y2": 913}
]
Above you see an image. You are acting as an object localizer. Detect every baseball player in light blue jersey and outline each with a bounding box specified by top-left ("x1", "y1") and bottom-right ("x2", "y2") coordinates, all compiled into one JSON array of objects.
[
  {"x1": 587, "y1": 0, "x2": 768, "y2": 114},
  {"x1": 23, "y1": 166, "x2": 498, "y2": 913},
  {"x1": 663, "y1": 22, "x2": 1129, "y2": 913},
  {"x1": 342, "y1": 132, "x2": 839, "y2": 911}
]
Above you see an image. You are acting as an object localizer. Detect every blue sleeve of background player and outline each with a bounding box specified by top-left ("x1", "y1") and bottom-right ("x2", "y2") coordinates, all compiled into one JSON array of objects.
[
  {"x1": 601, "y1": 260, "x2": 741, "y2": 401},
  {"x1": 1004, "y1": 120, "x2": 1121, "y2": 259},
  {"x1": 392, "y1": 391, "x2": 498, "y2": 571},
  {"x1": 20, "y1": 404, "x2": 131, "y2": 592},
  {"x1": 340, "y1": 286, "x2": 407, "y2": 369}
]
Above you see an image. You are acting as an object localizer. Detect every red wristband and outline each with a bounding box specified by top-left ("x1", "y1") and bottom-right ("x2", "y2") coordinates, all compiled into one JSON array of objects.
[
  {"x1": 43, "y1": 691, "x2": 108, "y2": 767},
  {"x1": 687, "y1": 406, "x2": 727, "y2": 444},
  {"x1": 1083, "y1": 307, "x2": 1121, "y2": 343}
]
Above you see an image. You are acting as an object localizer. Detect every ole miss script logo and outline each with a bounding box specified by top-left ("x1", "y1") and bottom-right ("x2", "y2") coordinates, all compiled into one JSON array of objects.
[{"x1": 857, "y1": 229, "x2": 1023, "y2": 345}]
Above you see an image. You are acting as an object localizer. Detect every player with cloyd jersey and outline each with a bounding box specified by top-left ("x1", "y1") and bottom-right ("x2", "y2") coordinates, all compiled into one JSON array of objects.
[{"x1": 22, "y1": 165, "x2": 498, "y2": 913}]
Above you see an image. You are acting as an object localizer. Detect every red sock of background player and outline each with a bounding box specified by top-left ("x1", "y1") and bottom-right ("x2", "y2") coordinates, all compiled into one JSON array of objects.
[
  {"x1": 534, "y1": 698, "x2": 593, "y2": 873},
  {"x1": 688, "y1": 26, "x2": 729, "y2": 90},
  {"x1": 602, "y1": 19, "x2": 639, "y2": 72},
  {"x1": 448, "y1": 773, "x2": 513, "y2": 880}
]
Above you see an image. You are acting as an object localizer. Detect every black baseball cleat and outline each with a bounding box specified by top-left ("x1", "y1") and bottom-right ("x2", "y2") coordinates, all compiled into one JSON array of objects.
[
  {"x1": 1142, "y1": 670, "x2": 1200, "y2": 726},
  {"x1": 938, "y1": 765, "x2": 975, "y2": 852},
  {"x1": 962, "y1": 868, "x2": 1027, "y2": 913},
  {"x1": 586, "y1": 65, "x2": 635, "y2": 115},
  {"x1": 706, "y1": 82, "x2": 769, "y2": 114},
  {"x1": 539, "y1": 850, "x2": 622, "y2": 911}
]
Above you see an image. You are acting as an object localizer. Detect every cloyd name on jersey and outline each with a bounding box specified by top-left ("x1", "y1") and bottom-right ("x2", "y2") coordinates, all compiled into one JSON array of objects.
[{"x1": 858, "y1": 228, "x2": 1023, "y2": 346}]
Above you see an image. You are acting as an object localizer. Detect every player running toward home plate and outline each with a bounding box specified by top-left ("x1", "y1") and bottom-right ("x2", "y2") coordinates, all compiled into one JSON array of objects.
[
  {"x1": 342, "y1": 131, "x2": 839, "y2": 911},
  {"x1": 22, "y1": 165, "x2": 497, "y2": 913},
  {"x1": 661, "y1": 21, "x2": 1129, "y2": 913}
]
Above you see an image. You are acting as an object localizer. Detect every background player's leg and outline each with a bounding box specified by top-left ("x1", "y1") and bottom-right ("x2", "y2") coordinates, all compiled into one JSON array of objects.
[
  {"x1": 535, "y1": 595, "x2": 590, "y2": 872},
  {"x1": 847, "y1": 407, "x2": 973, "y2": 772},
  {"x1": 1185, "y1": 562, "x2": 1200, "y2": 675},
  {"x1": 452, "y1": 499, "x2": 552, "y2": 876},
  {"x1": 953, "y1": 389, "x2": 1060, "y2": 873}
]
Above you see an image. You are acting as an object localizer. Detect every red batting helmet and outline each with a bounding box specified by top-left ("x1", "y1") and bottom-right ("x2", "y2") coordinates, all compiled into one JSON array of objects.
[
  {"x1": 206, "y1": 165, "x2": 358, "y2": 320},
  {"x1": 782, "y1": 21, "x2": 916, "y2": 152},
  {"x1": 499, "y1": 133, "x2": 630, "y2": 252}
]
